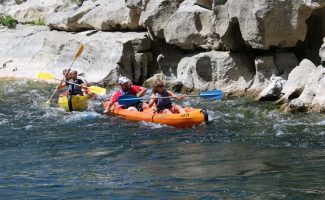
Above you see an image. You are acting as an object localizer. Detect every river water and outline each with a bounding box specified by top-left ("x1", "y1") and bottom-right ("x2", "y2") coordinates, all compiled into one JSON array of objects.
[{"x1": 0, "y1": 79, "x2": 324, "y2": 199}]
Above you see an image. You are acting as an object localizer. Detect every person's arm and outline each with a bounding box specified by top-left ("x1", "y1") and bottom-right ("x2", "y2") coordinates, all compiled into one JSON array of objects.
[
  {"x1": 103, "y1": 100, "x2": 112, "y2": 112},
  {"x1": 56, "y1": 82, "x2": 67, "y2": 90},
  {"x1": 136, "y1": 86, "x2": 147, "y2": 97},
  {"x1": 103, "y1": 97, "x2": 115, "y2": 113},
  {"x1": 167, "y1": 90, "x2": 186, "y2": 100},
  {"x1": 148, "y1": 94, "x2": 157, "y2": 107},
  {"x1": 103, "y1": 91, "x2": 121, "y2": 113}
]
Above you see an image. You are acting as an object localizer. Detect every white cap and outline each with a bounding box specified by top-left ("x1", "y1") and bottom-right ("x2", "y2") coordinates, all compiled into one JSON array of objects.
[{"x1": 118, "y1": 76, "x2": 129, "y2": 84}]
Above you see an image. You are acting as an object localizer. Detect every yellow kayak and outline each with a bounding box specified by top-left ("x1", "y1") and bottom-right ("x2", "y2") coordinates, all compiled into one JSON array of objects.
[{"x1": 58, "y1": 93, "x2": 91, "y2": 112}]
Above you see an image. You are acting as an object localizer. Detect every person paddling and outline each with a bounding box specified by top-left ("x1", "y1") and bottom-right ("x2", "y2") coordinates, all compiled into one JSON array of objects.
[
  {"x1": 103, "y1": 76, "x2": 149, "y2": 114},
  {"x1": 56, "y1": 69, "x2": 71, "y2": 92},
  {"x1": 57, "y1": 69, "x2": 89, "y2": 94},
  {"x1": 68, "y1": 70, "x2": 86, "y2": 96},
  {"x1": 57, "y1": 70, "x2": 86, "y2": 96},
  {"x1": 148, "y1": 80, "x2": 186, "y2": 114}
]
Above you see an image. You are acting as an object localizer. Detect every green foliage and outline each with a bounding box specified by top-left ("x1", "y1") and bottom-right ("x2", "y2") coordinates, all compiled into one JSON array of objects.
[
  {"x1": 0, "y1": 15, "x2": 17, "y2": 28},
  {"x1": 33, "y1": 17, "x2": 45, "y2": 26},
  {"x1": 64, "y1": 0, "x2": 83, "y2": 5}
]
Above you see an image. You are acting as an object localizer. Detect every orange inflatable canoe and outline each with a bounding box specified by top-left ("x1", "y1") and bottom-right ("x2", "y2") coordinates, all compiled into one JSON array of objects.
[{"x1": 103, "y1": 102, "x2": 208, "y2": 128}]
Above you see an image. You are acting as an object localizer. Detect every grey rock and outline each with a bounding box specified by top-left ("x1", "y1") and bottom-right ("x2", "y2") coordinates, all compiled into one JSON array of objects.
[
  {"x1": 176, "y1": 51, "x2": 254, "y2": 93},
  {"x1": 139, "y1": 0, "x2": 184, "y2": 39},
  {"x1": 0, "y1": 25, "x2": 150, "y2": 85},
  {"x1": 286, "y1": 98, "x2": 306, "y2": 113},
  {"x1": 164, "y1": 0, "x2": 220, "y2": 50},
  {"x1": 320, "y1": 38, "x2": 325, "y2": 63}
]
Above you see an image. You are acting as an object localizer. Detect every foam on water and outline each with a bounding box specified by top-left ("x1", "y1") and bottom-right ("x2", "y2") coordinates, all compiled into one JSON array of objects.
[
  {"x1": 1, "y1": 79, "x2": 325, "y2": 199},
  {"x1": 139, "y1": 121, "x2": 169, "y2": 129},
  {"x1": 206, "y1": 109, "x2": 220, "y2": 121},
  {"x1": 0, "y1": 119, "x2": 9, "y2": 126},
  {"x1": 61, "y1": 111, "x2": 101, "y2": 123}
]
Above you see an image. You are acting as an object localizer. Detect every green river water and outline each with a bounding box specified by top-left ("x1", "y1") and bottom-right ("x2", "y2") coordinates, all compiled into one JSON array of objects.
[{"x1": 0, "y1": 79, "x2": 324, "y2": 199}]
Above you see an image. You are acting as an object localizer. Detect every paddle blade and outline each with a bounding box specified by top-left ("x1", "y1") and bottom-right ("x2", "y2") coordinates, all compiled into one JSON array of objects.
[
  {"x1": 118, "y1": 95, "x2": 142, "y2": 106},
  {"x1": 74, "y1": 44, "x2": 84, "y2": 59},
  {"x1": 88, "y1": 86, "x2": 106, "y2": 95},
  {"x1": 200, "y1": 90, "x2": 223, "y2": 100},
  {"x1": 37, "y1": 72, "x2": 55, "y2": 81},
  {"x1": 41, "y1": 100, "x2": 51, "y2": 108}
]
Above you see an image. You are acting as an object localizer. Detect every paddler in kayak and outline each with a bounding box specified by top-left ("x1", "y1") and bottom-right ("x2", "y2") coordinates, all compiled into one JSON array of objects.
[
  {"x1": 57, "y1": 70, "x2": 86, "y2": 96},
  {"x1": 58, "y1": 69, "x2": 90, "y2": 93},
  {"x1": 103, "y1": 76, "x2": 149, "y2": 114},
  {"x1": 56, "y1": 70, "x2": 88, "y2": 111},
  {"x1": 148, "y1": 79, "x2": 186, "y2": 114},
  {"x1": 63, "y1": 69, "x2": 89, "y2": 86}
]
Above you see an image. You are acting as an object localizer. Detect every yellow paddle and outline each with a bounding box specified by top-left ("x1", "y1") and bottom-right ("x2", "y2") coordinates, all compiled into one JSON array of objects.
[
  {"x1": 44, "y1": 44, "x2": 85, "y2": 104},
  {"x1": 37, "y1": 72, "x2": 106, "y2": 95}
]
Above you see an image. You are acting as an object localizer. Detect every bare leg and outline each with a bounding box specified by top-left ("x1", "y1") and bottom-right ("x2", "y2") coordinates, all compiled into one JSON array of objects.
[
  {"x1": 174, "y1": 105, "x2": 186, "y2": 114},
  {"x1": 127, "y1": 106, "x2": 138, "y2": 111},
  {"x1": 162, "y1": 108, "x2": 173, "y2": 114},
  {"x1": 142, "y1": 102, "x2": 149, "y2": 109}
]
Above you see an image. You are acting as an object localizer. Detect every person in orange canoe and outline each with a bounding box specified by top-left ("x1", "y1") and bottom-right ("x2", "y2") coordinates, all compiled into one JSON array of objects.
[
  {"x1": 103, "y1": 76, "x2": 149, "y2": 114},
  {"x1": 148, "y1": 79, "x2": 186, "y2": 114}
]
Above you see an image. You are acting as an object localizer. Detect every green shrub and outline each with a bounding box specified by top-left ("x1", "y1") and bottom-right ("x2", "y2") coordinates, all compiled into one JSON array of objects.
[
  {"x1": 33, "y1": 17, "x2": 45, "y2": 26},
  {"x1": 0, "y1": 15, "x2": 17, "y2": 28}
]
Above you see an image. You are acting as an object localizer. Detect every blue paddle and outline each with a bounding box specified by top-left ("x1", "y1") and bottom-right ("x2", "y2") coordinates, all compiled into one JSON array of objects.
[{"x1": 118, "y1": 90, "x2": 223, "y2": 106}]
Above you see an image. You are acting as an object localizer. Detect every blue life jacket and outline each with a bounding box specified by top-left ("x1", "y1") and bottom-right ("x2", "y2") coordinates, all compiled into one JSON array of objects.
[{"x1": 156, "y1": 90, "x2": 172, "y2": 110}]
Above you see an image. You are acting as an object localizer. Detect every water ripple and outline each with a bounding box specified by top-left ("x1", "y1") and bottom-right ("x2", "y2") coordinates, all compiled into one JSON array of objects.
[{"x1": 0, "y1": 79, "x2": 324, "y2": 199}]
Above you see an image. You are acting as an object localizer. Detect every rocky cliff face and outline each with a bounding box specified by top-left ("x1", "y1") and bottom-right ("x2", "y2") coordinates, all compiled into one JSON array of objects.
[{"x1": 0, "y1": 0, "x2": 324, "y2": 112}]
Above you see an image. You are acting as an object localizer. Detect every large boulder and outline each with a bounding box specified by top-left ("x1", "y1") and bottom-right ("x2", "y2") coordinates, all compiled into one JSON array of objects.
[
  {"x1": 311, "y1": 69, "x2": 325, "y2": 111},
  {"x1": 279, "y1": 59, "x2": 317, "y2": 102},
  {"x1": 256, "y1": 76, "x2": 286, "y2": 101},
  {"x1": 285, "y1": 98, "x2": 306, "y2": 113},
  {"x1": 252, "y1": 52, "x2": 298, "y2": 101},
  {"x1": 139, "y1": 0, "x2": 184, "y2": 39},
  {"x1": 248, "y1": 56, "x2": 278, "y2": 96},
  {"x1": 47, "y1": 1, "x2": 95, "y2": 32},
  {"x1": 0, "y1": 25, "x2": 151, "y2": 85},
  {"x1": 283, "y1": 65, "x2": 325, "y2": 113},
  {"x1": 47, "y1": 0, "x2": 142, "y2": 32},
  {"x1": 214, "y1": 0, "x2": 324, "y2": 50},
  {"x1": 164, "y1": 0, "x2": 220, "y2": 50},
  {"x1": 298, "y1": 65, "x2": 325, "y2": 105},
  {"x1": 320, "y1": 37, "x2": 325, "y2": 63},
  {"x1": 176, "y1": 51, "x2": 254, "y2": 93},
  {"x1": 4, "y1": 0, "x2": 64, "y2": 23},
  {"x1": 78, "y1": 0, "x2": 142, "y2": 31}
]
